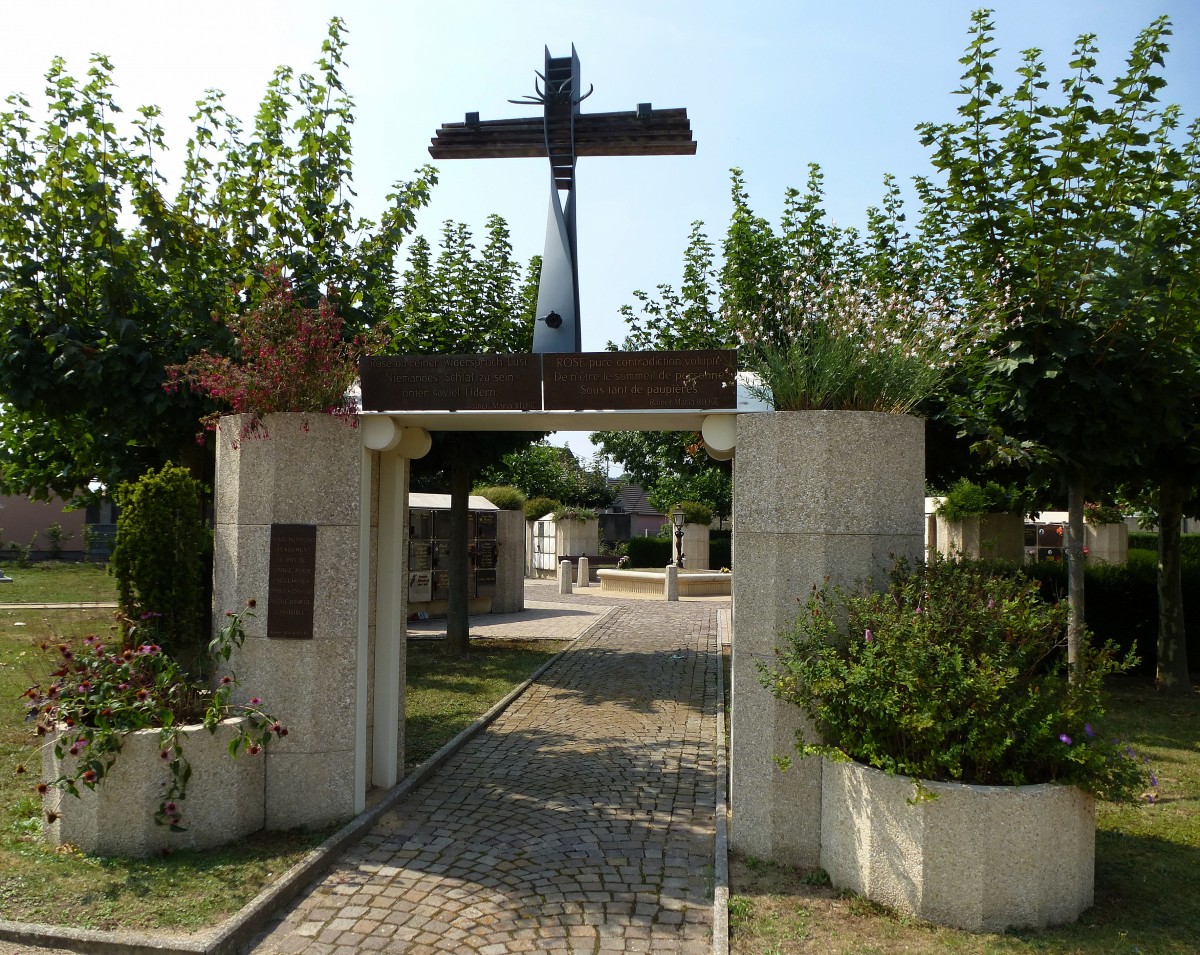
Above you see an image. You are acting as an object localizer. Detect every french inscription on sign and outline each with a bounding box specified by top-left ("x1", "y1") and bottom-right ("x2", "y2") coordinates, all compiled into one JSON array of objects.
[
  {"x1": 268, "y1": 524, "x2": 317, "y2": 640},
  {"x1": 542, "y1": 350, "x2": 737, "y2": 410},
  {"x1": 360, "y1": 355, "x2": 542, "y2": 411}
]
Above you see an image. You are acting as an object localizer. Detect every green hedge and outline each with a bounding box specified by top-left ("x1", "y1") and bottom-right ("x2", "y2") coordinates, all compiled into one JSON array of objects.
[
  {"x1": 1129, "y1": 531, "x2": 1200, "y2": 561},
  {"x1": 1017, "y1": 551, "x2": 1199, "y2": 676},
  {"x1": 711, "y1": 529, "x2": 732, "y2": 570},
  {"x1": 626, "y1": 536, "x2": 673, "y2": 568},
  {"x1": 523, "y1": 496, "x2": 560, "y2": 522},
  {"x1": 626, "y1": 530, "x2": 733, "y2": 569}
]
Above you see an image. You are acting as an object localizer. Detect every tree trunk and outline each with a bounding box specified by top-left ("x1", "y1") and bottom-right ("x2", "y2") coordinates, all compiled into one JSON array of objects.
[
  {"x1": 1066, "y1": 482, "x2": 1086, "y2": 678},
  {"x1": 1155, "y1": 483, "x2": 1192, "y2": 694},
  {"x1": 444, "y1": 455, "x2": 471, "y2": 658}
]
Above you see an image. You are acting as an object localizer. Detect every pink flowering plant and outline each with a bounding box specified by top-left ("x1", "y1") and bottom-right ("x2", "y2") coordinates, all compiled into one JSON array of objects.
[
  {"x1": 24, "y1": 601, "x2": 286, "y2": 831},
  {"x1": 164, "y1": 263, "x2": 367, "y2": 445},
  {"x1": 763, "y1": 557, "x2": 1155, "y2": 802}
]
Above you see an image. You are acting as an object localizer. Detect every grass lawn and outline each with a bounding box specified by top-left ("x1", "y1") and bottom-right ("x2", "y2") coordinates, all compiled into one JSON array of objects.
[
  {"x1": 0, "y1": 561, "x2": 117, "y2": 604},
  {"x1": 0, "y1": 605, "x2": 564, "y2": 933},
  {"x1": 405, "y1": 637, "x2": 566, "y2": 768},
  {"x1": 729, "y1": 677, "x2": 1200, "y2": 955}
]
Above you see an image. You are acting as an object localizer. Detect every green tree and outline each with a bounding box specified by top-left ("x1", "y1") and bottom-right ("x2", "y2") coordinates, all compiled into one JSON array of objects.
[
  {"x1": 915, "y1": 11, "x2": 1196, "y2": 689},
  {"x1": 595, "y1": 165, "x2": 945, "y2": 520},
  {"x1": 383, "y1": 217, "x2": 541, "y2": 657},
  {"x1": 0, "y1": 19, "x2": 434, "y2": 500},
  {"x1": 592, "y1": 219, "x2": 734, "y2": 518},
  {"x1": 478, "y1": 441, "x2": 614, "y2": 509}
]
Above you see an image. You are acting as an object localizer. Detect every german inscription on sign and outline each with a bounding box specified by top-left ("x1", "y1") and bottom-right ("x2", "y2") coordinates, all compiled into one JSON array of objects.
[
  {"x1": 268, "y1": 524, "x2": 317, "y2": 640},
  {"x1": 543, "y1": 350, "x2": 737, "y2": 410},
  {"x1": 360, "y1": 355, "x2": 541, "y2": 411}
]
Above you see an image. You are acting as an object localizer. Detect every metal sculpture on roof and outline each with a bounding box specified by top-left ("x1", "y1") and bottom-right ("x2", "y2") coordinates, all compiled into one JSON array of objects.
[{"x1": 429, "y1": 46, "x2": 696, "y2": 353}]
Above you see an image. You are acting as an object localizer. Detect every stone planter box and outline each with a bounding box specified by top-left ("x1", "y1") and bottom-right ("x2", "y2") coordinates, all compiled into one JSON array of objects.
[
  {"x1": 43, "y1": 719, "x2": 265, "y2": 857},
  {"x1": 680, "y1": 522, "x2": 710, "y2": 570},
  {"x1": 1085, "y1": 522, "x2": 1128, "y2": 565},
  {"x1": 821, "y1": 759, "x2": 1095, "y2": 932},
  {"x1": 556, "y1": 517, "x2": 598, "y2": 559},
  {"x1": 936, "y1": 512, "x2": 1025, "y2": 562}
]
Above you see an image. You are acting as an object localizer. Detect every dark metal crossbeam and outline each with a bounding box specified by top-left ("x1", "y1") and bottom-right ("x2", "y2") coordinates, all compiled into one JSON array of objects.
[
  {"x1": 429, "y1": 110, "x2": 697, "y2": 160},
  {"x1": 427, "y1": 46, "x2": 695, "y2": 353}
]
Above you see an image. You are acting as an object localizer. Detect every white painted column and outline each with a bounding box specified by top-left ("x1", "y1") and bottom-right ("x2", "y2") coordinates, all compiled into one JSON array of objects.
[
  {"x1": 371, "y1": 449, "x2": 408, "y2": 788},
  {"x1": 355, "y1": 447, "x2": 373, "y2": 813}
]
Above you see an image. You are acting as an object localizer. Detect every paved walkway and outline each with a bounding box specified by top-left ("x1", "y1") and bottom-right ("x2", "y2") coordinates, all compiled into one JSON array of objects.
[{"x1": 246, "y1": 592, "x2": 722, "y2": 954}]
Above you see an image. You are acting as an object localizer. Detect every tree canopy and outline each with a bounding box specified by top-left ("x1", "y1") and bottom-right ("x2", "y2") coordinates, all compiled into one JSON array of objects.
[
  {"x1": 0, "y1": 19, "x2": 434, "y2": 500},
  {"x1": 916, "y1": 10, "x2": 1199, "y2": 690}
]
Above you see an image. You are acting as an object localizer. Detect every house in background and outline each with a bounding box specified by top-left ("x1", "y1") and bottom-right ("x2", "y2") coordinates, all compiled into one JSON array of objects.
[
  {"x1": 0, "y1": 494, "x2": 117, "y2": 561},
  {"x1": 598, "y1": 481, "x2": 666, "y2": 544}
]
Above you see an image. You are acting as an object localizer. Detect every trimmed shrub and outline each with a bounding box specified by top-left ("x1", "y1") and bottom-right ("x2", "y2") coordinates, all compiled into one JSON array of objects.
[
  {"x1": 552, "y1": 505, "x2": 596, "y2": 522},
  {"x1": 524, "y1": 496, "x2": 560, "y2": 522},
  {"x1": 936, "y1": 478, "x2": 1031, "y2": 520},
  {"x1": 474, "y1": 485, "x2": 526, "y2": 511},
  {"x1": 765, "y1": 557, "x2": 1149, "y2": 799},
  {"x1": 626, "y1": 536, "x2": 673, "y2": 568},
  {"x1": 110, "y1": 464, "x2": 212, "y2": 671},
  {"x1": 677, "y1": 501, "x2": 714, "y2": 526}
]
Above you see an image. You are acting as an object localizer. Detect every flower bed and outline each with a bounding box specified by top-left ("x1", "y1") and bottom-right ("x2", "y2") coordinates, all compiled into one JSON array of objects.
[{"x1": 43, "y1": 718, "x2": 265, "y2": 857}]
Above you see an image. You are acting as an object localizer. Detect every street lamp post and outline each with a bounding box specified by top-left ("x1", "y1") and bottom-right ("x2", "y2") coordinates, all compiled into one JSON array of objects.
[{"x1": 671, "y1": 506, "x2": 686, "y2": 568}]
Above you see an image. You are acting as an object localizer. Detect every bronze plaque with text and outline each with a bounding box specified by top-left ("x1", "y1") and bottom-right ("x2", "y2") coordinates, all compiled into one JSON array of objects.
[
  {"x1": 542, "y1": 350, "x2": 737, "y2": 410},
  {"x1": 360, "y1": 355, "x2": 542, "y2": 411},
  {"x1": 268, "y1": 524, "x2": 317, "y2": 640}
]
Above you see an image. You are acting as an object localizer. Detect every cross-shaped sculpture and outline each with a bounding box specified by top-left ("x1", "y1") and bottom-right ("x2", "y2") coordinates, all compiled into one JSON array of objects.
[{"x1": 429, "y1": 46, "x2": 696, "y2": 353}]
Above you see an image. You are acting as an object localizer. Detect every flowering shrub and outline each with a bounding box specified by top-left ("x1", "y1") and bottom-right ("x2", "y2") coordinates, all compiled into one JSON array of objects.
[
  {"x1": 24, "y1": 602, "x2": 286, "y2": 830},
  {"x1": 737, "y1": 269, "x2": 977, "y2": 413},
  {"x1": 763, "y1": 558, "x2": 1155, "y2": 802},
  {"x1": 165, "y1": 263, "x2": 365, "y2": 444}
]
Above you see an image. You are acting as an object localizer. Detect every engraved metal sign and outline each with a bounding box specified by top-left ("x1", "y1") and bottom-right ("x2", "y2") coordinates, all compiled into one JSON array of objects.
[
  {"x1": 360, "y1": 355, "x2": 541, "y2": 411},
  {"x1": 543, "y1": 350, "x2": 737, "y2": 410},
  {"x1": 268, "y1": 524, "x2": 317, "y2": 640},
  {"x1": 475, "y1": 540, "x2": 499, "y2": 570}
]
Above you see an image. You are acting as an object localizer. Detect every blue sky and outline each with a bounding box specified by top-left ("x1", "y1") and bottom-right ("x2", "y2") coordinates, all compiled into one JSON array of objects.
[{"x1": 4, "y1": 1, "x2": 1198, "y2": 459}]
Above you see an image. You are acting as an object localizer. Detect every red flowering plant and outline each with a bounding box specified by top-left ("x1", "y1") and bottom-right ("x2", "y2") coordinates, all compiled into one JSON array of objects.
[
  {"x1": 24, "y1": 601, "x2": 286, "y2": 832},
  {"x1": 165, "y1": 263, "x2": 369, "y2": 446}
]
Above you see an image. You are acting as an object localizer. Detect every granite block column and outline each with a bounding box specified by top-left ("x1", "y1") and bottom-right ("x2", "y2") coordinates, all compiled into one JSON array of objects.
[{"x1": 730, "y1": 411, "x2": 924, "y2": 864}]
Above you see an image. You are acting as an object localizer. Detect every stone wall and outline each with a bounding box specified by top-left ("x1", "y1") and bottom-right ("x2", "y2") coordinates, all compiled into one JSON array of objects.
[
  {"x1": 492, "y1": 510, "x2": 527, "y2": 613},
  {"x1": 730, "y1": 411, "x2": 924, "y2": 865},
  {"x1": 213, "y1": 412, "x2": 371, "y2": 831}
]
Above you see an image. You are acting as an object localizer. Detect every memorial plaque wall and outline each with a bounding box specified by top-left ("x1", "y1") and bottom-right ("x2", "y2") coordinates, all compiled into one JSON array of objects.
[
  {"x1": 360, "y1": 355, "x2": 541, "y2": 411},
  {"x1": 267, "y1": 524, "x2": 317, "y2": 639},
  {"x1": 543, "y1": 351, "x2": 737, "y2": 410},
  {"x1": 359, "y1": 350, "x2": 738, "y2": 412},
  {"x1": 406, "y1": 505, "x2": 503, "y2": 605}
]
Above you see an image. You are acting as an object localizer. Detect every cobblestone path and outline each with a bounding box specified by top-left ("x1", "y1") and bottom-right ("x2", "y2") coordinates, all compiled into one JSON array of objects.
[{"x1": 247, "y1": 599, "x2": 721, "y2": 954}]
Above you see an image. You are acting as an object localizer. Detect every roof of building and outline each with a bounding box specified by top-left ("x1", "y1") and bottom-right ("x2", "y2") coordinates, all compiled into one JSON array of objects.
[
  {"x1": 409, "y1": 493, "x2": 498, "y2": 511},
  {"x1": 610, "y1": 481, "x2": 662, "y2": 517}
]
